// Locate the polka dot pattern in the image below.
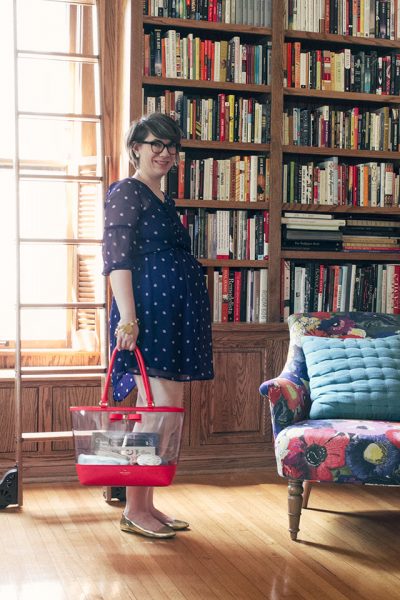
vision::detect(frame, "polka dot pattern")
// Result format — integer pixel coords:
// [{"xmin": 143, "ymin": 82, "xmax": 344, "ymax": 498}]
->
[{"xmin": 103, "ymin": 178, "xmax": 214, "ymax": 401}]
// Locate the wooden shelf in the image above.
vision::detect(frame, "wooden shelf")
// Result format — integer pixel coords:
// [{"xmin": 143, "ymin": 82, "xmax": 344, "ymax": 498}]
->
[
  {"xmin": 175, "ymin": 200, "xmax": 269, "ymax": 209},
  {"xmin": 284, "ymin": 87, "xmax": 400, "ymax": 105},
  {"xmin": 199, "ymin": 259, "xmax": 268, "ymax": 267},
  {"xmin": 182, "ymin": 139, "xmax": 270, "ymax": 151},
  {"xmin": 282, "ymin": 204, "xmax": 400, "ymax": 215},
  {"xmin": 143, "ymin": 76, "xmax": 270, "ymax": 94},
  {"xmin": 282, "ymin": 250, "xmax": 400, "ymax": 261},
  {"xmin": 282, "ymin": 145, "xmax": 400, "ymax": 159},
  {"xmin": 22, "ymin": 431, "xmax": 73, "ymax": 441},
  {"xmin": 143, "ymin": 16, "xmax": 272, "ymax": 36},
  {"xmin": 285, "ymin": 30, "xmax": 400, "ymax": 48}
]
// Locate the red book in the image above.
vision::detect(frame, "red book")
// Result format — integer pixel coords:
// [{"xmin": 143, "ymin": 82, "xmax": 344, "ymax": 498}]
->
[
  {"xmin": 233, "ymin": 270, "xmax": 242, "ymax": 322},
  {"xmin": 286, "ymin": 42, "xmax": 292, "ymax": 87},
  {"xmin": 325, "ymin": 0, "xmax": 330, "ymax": 33},
  {"xmin": 178, "ymin": 153, "xmax": 185, "ymax": 199},
  {"xmin": 219, "ymin": 93, "xmax": 226, "ymax": 141},
  {"xmin": 221, "ymin": 267, "xmax": 230, "ymax": 322},
  {"xmin": 200, "ymin": 40, "xmax": 205, "ymax": 80},
  {"xmin": 208, "ymin": 0, "xmax": 214, "ymax": 21}
]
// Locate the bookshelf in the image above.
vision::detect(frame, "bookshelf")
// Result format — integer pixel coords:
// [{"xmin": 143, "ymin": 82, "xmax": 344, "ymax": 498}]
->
[
  {"xmin": 281, "ymin": 0, "xmax": 400, "ymax": 317},
  {"xmin": 121, "ymin": 0, "xmax": 400, "ymax": 472}
]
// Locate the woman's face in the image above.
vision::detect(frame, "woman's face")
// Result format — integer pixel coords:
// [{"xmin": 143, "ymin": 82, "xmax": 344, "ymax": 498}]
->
[{"xmin": 134, "ymin": 134, "xmax": 178, "ymax": 180}]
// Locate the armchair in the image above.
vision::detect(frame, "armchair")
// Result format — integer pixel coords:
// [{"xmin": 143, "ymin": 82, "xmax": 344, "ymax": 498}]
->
[{"xmin": 260, "ymin": 312, "xmax": 400, "ymax": 541}]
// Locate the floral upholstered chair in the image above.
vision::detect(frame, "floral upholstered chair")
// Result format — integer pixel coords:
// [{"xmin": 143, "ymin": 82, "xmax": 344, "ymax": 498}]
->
[{"xmin": 259, "ymin": 312, "xmax": 400, "ymax": 541}]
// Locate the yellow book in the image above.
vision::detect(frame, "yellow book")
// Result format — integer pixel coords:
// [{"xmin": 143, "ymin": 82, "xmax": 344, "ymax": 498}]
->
[
  {"xmin": 220, "ymin": 40, "xmax": 228, "ymax": 83},
  {"xmin": 228, "ymin": 94, "xmax": 235, "ymax": 142}
]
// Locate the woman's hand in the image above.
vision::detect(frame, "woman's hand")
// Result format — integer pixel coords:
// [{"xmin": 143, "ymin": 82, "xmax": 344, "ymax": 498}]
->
[{"xmin": 115, "ymin": 320, "xmax": 139, "ymax": 351}]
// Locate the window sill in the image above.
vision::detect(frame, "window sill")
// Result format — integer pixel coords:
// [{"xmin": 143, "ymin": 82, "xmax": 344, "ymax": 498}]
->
[{"xmin": 0, "ymin": 349, "xmax": 101, "ymax": 369}]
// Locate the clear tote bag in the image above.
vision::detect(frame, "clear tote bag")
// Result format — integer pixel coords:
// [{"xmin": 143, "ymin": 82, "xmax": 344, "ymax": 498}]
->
[{"xmin": 70, "ymin": 346, "xmax": 185, "ymax": 486}]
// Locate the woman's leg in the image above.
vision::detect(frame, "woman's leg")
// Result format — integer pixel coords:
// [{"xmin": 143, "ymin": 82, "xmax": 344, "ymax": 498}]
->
[{"xmin": 124, "ymin": 376, "xmax": 185, "ymax": 530}]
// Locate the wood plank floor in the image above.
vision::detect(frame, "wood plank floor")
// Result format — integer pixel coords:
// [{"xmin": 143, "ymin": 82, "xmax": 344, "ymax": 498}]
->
[{"xmin": 2, "ymin": 471, "xmax": 400, "ymax": 600}]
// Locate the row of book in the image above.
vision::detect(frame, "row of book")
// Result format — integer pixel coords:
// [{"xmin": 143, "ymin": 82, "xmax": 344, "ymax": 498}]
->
[
  {"xmin": 283, "ymin": 105, "xmax": 399, "ymax": 152},
  {"xmin": 210, "ymin": 267, "xmax": 268, "ymax": 323},
  {"xmin": 282, "ymin": 261, "xmax": 400, "ymax": 320},
  {"xmin": 284, "ymin": 44, "xmax": 400, "ymax": 95},
  {"xmin": 143, "ymin": 92, "xmax": 271, "ymax": 143},
  {"xmin": 144, "ymin": 0, "xmax": 272, "ymax": 27},
  {"xmin": 164, "ymin": 153, "xmax": 270, "ymax": 202},
  {"xmin": 180, "ymin": 209, "xmax": 269, "ymax": 259},
  {"xmin": 285, "ymin": 0, "xmax": 400, "ymax": 39},
  {"xmin": 144, "ymin": 30, "xmax": 272, "ymax": 84},
  {"xmin": 282, "ymin": 158, "xmax": 400, "ymax": 206},
  {"xmin": 281, "ymin": 212, "xmax": 400, "ymax": 252}
]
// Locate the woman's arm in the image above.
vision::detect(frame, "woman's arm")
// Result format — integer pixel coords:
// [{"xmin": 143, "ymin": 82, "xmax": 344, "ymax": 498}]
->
[{"xmin": 110, "ymin": 269, "xmax": 139, "ymax": 351}]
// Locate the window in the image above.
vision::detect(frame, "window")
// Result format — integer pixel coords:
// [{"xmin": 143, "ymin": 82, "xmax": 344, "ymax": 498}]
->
[{"xmin": 0, "ymin": 0, "xmax": 105, "ymax": 365}]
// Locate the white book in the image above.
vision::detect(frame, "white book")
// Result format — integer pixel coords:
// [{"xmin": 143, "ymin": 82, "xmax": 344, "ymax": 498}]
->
[
  {"xmin": 216, "ymin": 211, "xmax": 230, "ymax": 258},
  {"xmin": 225, "ymin": 0, "xmax": 231, "ymax": 23},
  {"xmin": 250, "ymin": 155, "xmax": 258, "ymax": 202},
  {"xmin": 259, "ymin": 269, "xmax": 268, "ymax": 323},
  {"xmin": 340, "ymin": 265, "xmax": 348, "ymax": 311},
  {"xmin": 283, "ymin": 212, "xmax": 334, "ymax": 219},
  {"xmin": 224, "ymin": 159, "xmax": 231, "ymax": 201},
  {"xmin": 214, "ymin": 42, "xmax": 220, "ymax": 82},
  {"xmin": 348, "ymin": 264, "xmax": 356, "ymax": 311},
  {"xmin": 248, "ymin": 216, "xmax": 256, "ymax": 260},
  {"xmin": 386, "ymin": 264, "xmax": 395, "ymax": 313},
  {"xmin": 282, "ymin": 217, "xmax": 345, "ymax": 226},
  {"xmin": 214, "ymin": 271, "xmax": 222, "ymax": 323},
  {"xmin": 382, "ymin": 267, "xmax": 388, "ymax": 313},
  {"xmin": 246, "ymin": 270, "xmax": 253, "ymax": 322},
  {"xmin": 294, "ymin": 266, "xmax": 306, "ymax": 313},
  {"xmin": 282, "ymin": 260, "xmax": 291, "ymax": 322},
  {"xmin": 253, "ymin": 270, "xmax": 261, "ymax": 321},
  {"xmin": 376, "ymin": 264, "xmax": 383, "ymax": 312}
]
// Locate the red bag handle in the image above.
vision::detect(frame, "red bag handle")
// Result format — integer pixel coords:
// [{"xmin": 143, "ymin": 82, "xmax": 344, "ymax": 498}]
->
[{"xmin": 100, "ymin": 346, "xmax": 154, "ymax": 408}]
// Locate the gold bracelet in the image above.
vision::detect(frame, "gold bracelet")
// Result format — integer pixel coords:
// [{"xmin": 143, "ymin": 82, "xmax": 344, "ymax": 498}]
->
[{"xmin": 115, "ymin": 319, "xmax": 139, "ymax": 337}]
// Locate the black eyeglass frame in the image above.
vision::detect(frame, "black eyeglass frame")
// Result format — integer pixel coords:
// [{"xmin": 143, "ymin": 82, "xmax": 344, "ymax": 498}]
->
[{"xmin": 139, "ymin": 140, "xmax": 181, "ymax": 155}]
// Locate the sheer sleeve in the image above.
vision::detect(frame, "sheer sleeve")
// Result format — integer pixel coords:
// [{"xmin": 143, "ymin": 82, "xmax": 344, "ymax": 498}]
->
[{"xmin": 102, "ymin": 179, "xmax": 142, "ymax": 275}]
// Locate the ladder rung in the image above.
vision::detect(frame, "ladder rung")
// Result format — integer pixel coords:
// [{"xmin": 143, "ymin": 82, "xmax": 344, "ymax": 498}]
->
[
  {"xmin": 20, "ymin": 366, "xmax": 106, "ymax": 376},
  {"xmin": 18, "ymin": 50, "xmax": 98, "ymax": 63},
  {"xmin": 22, "ymin": 431, "xmax": 73, "ymax": 441},
  {"xmin": 20, "ymin": 238, "xmax": 102, "ymax": 245},
  {"xmin": 19, "ymin": 303, "xmax": 106, "ymax": 309},
  {"xmin": 19, "ymin": 174, "xmax": 103, "ymax": 183},
  {"xmin": 19, "ymin": 111, "xmax": 101, "ymax": 122}
]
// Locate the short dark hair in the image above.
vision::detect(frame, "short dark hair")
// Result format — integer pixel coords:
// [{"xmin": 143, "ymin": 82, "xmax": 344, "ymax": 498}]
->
[{"xmin": 125, "ymin": 113, "xmax": 182, "ymax": 167}]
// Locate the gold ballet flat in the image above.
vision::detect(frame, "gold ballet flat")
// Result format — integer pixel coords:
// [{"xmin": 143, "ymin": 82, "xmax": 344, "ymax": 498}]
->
[
  {"xmin": 120, "ymin": 515, "xmax": 176, "ymax": 539},
  {"xmin": 164, "ymin": 519, "xmax": 190, "ymax": 531}
]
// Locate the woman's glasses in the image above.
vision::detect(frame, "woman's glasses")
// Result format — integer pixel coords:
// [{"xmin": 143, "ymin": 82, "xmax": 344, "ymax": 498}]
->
[{"xmin": 141, "ymin": 140, "xmax": 180, "ymax": 155}]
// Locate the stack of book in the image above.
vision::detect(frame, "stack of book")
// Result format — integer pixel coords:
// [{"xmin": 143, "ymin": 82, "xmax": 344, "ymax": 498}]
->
[
  {"xmin": 281, "ymin": 212, "xmax": 344, "ymax": 251},
  {"xmin": 342, "ymin": 216, "xmax": 400, "ymax": 253},
  {"xmin": 212, "ymin": 267, "xmax": 268, "ymax": 323}
]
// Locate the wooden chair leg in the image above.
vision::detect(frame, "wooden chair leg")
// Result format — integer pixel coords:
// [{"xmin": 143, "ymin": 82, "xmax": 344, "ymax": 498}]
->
[
  {"xmin": 302, "ymin": 481, "xmax": 312, "ymax": 509},
  {"xmin": 288, "ymin": 479, "xmax": 304, "ymax": 541}
]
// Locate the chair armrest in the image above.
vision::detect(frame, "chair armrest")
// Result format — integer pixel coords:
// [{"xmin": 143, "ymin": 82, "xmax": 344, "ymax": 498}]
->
[{"xmin": 260, "ymin": 376, "xmax": 310, "ymax": 437}]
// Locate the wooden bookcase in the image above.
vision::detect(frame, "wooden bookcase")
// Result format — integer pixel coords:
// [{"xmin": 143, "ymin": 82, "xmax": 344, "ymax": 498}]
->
[{"xmin": 123, "ymin": 1, "xmax": 400, "ymax": 472}]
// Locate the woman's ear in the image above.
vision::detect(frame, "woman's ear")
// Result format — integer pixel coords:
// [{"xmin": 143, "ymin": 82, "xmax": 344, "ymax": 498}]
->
[{"xmin": 132, "ymin": 143, "xmax": 140, "ymax": 158}]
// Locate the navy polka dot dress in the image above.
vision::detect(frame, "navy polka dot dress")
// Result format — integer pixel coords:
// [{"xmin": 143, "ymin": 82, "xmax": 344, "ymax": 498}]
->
[{"xmin": 102, "ymin": 178, "xmax": 214, "ymax": 401}]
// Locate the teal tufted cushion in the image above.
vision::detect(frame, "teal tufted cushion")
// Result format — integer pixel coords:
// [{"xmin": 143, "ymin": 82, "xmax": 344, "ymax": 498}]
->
[{"xmin": 301, "ymin": 335, "xmax": 400, "ymax": 420}]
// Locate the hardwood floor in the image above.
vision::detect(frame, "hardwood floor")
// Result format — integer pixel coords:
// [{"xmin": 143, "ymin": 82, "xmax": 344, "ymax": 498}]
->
[{"xmin": 2, "ymin": 471, "xmax": 400, "ymax": 600}]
